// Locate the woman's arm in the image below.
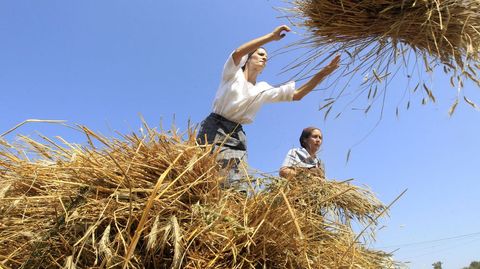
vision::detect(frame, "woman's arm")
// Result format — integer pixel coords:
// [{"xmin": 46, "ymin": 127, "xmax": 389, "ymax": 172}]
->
[
  {"xmin": 279, "ymin": 166, "xmax": 297, "ymax": 179},
  {"xmin": 280, "ymin": 166, "xmax": 325, "ymax": 179},
  {"xmin": 232, "ymin": 25, "xmax": 291, "ymax": 66},
  {"xmin": 292, "ymin": 55, "xmax": 341, "ymax": 101}
]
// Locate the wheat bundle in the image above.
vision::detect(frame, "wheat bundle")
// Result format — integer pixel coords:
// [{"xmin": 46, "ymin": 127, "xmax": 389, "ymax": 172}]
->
[
  {"xmin": 0, "ymin": 125, "xmax": 400, "ymax": 268},
  {"xmin": 284, "ymin": 0, "xmax": 480, "ymax": 114}
]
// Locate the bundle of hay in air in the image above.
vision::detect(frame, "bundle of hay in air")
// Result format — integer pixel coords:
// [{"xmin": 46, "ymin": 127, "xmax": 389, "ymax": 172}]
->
[
  {"xmin": 284, "ymin": 0, "xmax": 480, "ymax": 115},
  {"xmin": 0, "ymin": 124, "xmax": 401, "ymax": 268}
]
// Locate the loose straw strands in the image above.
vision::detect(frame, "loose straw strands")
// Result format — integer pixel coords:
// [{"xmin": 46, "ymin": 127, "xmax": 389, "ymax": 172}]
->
[
  {"xmin": 282, "ymin": 0, "xmax": 480, "ymax": 116},
  {"xmin": 0, "ymin": 119, "xmax": 67, "ymax": 138},
  {"xmin": 1, "ymin": 126, "xmax": 402, "ymax": 268}
]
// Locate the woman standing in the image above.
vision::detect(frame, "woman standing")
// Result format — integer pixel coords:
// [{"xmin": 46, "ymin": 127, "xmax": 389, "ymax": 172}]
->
[
  {"xmin": 279, "ymin": 127, "xmax": 325, "ymax": 179},
  {"xmin": 198, "ymin": 25, "xmax": 339, "ymax": 188}
]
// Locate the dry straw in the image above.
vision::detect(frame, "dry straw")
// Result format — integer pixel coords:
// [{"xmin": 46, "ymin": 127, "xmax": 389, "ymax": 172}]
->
[
  {"xmin": 1, "ymin": 124, "xmax": 402, "ymax": 268},
  {"xmin": 282, "ymin": 0, "xmax": 480, "ymax": 116}
]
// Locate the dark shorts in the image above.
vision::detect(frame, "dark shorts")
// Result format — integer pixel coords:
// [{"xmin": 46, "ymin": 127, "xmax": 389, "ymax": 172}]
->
[{"xmin": 197, "ymin": 113, "xmax": 248, "ymax": 188}]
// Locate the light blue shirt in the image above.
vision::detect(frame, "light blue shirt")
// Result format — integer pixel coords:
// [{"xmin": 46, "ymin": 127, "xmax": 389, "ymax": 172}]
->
[{"xmin": 281, "ymin": 147, "xmax": 324, "ymax": 170}]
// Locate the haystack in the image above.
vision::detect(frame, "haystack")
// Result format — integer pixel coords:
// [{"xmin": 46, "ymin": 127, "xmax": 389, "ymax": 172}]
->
[
  {"xmin": 0, "ymin": 125, "xmax": 400, "ymax": 268},
  {"xmin": 284, "ymin": 0, "xmax": 480, "ymax": 114}
]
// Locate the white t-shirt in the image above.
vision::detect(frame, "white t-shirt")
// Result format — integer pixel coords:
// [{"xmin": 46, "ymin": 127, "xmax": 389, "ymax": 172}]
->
[{"xmin": 212, "ymin": 52, "xmax": 296, "ymax": 124}]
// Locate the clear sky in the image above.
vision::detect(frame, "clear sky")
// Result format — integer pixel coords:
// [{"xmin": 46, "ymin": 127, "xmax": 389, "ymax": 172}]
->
[{"xmin": 1, "ymin": 1, "xmax": 479, "ymax": 268}]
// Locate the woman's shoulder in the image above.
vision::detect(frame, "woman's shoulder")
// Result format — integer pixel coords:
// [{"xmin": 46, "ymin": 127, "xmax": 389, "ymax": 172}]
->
[
  {"xmin": 226, "ymin": 51, "xmax": 248, "ymax": 69},
  {"xmin": 287, "ymin": 147, "xmax": 306, "ymax": 155}
]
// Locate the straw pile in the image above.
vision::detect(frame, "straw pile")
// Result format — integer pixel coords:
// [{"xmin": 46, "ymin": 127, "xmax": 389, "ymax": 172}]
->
[
  {"xmin": 284, "ymin": 0, "xmax": 480, "ymax": 115},
  {"xmin": 0, "ymin": 125, "xmax": 399, "ymax": 268}
]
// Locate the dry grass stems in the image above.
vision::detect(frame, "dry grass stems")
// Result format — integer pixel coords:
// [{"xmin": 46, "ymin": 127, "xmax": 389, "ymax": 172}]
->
[
  {"xmin": 282, "ymin": 0, "xmax": 480, "ymax": 116},
  {"xmin": 1, "ymin": 125, "xmax": 401, "ymax": 268}
]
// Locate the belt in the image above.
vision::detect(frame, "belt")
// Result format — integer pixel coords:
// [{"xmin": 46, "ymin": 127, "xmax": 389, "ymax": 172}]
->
[{"xmin": 209, "ymin": 113, "xmax": 241, "ymax": 126}]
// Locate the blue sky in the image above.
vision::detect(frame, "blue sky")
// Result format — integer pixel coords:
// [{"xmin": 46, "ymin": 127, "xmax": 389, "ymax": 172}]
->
[{"xmin": 1, "ymin": 1, "xmax": 479, "ymax": 268}]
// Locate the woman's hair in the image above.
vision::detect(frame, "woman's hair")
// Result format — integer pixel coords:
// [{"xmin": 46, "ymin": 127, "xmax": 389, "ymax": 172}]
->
[
  {"xmin": 241, "ymin": 47, "xmax": 266, "ymax": 71},
  {"xmin": 299, "ymin": 127, "xmax": 321, "ymax": 149}
]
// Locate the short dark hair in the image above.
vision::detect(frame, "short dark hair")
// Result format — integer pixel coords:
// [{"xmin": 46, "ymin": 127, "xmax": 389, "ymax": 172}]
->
[
  {"xmin": 241, "ymin": 47, "xmax": 266, "ymax": 71},
  {"xmin": 299, "ymin": 127, "xmax": 321, "ymax": 149}
]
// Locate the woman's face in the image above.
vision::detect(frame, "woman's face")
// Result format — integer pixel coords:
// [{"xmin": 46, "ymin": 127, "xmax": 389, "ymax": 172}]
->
[
  {"xmin": 305, "ymin": 129, "xmax": 323, "ymax": 154},
  {"xmin": 246, "ymin": 48, "xmax": 268, "ymax": 72}
]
